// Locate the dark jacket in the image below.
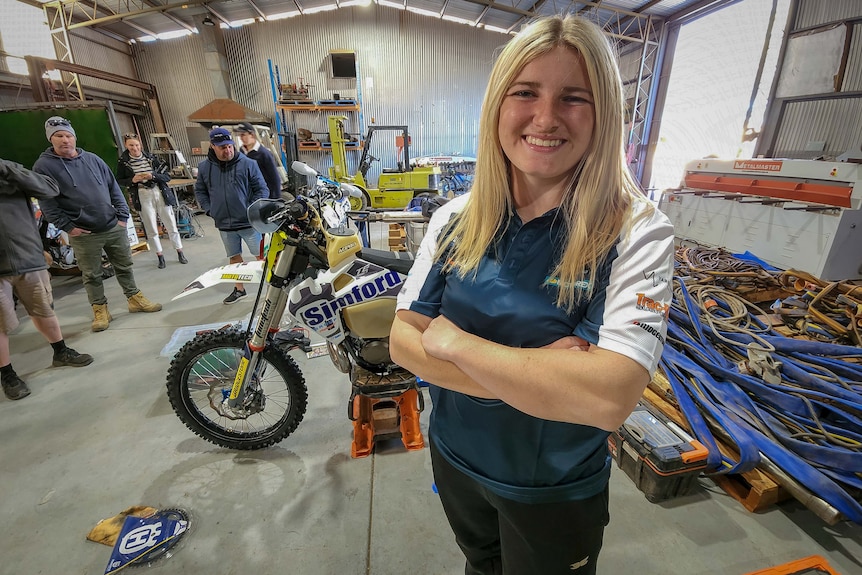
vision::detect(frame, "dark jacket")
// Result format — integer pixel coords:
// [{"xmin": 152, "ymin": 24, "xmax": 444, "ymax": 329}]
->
[
  {"xmin": 116, "ymin": 150, "xmax": 175, "ymax": 210},
  {"xmin": 32, "ymin": 147, "xmax": 129, "ymax": 233},
  {"xmin": 242, "ymin": 144, "xmax": 282, "ymax": 200},
  {"xmin": 0, "ymin": 158, "xmax": 59, "ymax": 276},
  {"xmin": 194, "ymin": 149, "xmax": 267, "ymax": 231}
]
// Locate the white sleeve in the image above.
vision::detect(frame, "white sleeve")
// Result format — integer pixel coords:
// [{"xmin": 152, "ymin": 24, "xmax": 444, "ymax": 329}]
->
[
  {"xmin": 583, "ymin": 202, "xmax": 675, "ymax": 374},
  {"xmin": 396, "ymin": 194, "xmax": 469, "ymax": 313}
]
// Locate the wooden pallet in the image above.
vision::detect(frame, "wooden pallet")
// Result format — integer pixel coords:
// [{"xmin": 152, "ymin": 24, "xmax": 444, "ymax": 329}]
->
[
  {"xmin": 710, "ymin": 468, "xmax": 789, "ymax": 513},
  {"xmin": 388, "ymin": 223, "xmax": 407, "ymax": 251},
  {"xmin": 642, "ymin": 381, "xmax": 789, "ymax": 513}
]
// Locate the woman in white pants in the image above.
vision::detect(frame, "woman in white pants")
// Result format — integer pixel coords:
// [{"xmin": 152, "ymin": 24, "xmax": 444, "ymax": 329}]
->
[{"xmin": 117, "ymin": 134, "xmax": 188, "ymax": 268}]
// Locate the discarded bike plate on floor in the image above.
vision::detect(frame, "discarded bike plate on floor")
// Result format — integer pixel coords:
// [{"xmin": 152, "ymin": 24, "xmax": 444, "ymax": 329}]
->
[{"xmin": 104, "ymin": 508, "xmax": 190, "ymax": 573}]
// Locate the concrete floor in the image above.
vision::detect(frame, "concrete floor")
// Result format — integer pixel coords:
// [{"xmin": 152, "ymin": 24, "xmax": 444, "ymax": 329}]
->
[{"xmin": 1, "ymin": 215, "xmax": 861, "ymax": 575}]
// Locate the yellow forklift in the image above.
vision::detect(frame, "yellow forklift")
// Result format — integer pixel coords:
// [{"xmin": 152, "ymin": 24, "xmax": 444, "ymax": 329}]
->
[{"xmin": 326, "ymin": 116, "xmax": 442, "ymax": 210}]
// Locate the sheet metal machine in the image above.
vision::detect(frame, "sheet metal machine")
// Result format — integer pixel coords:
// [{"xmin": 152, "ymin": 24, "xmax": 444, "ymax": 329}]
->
[{"xmin": 659, "ymin": 159, "xmax": 862, "ymax": 280}]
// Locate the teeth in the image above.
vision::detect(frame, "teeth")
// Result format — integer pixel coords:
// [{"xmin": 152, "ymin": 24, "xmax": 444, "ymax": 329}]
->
[{"xmin": 526, "ymin": 136, "xmax": 563, "ymax": 147}]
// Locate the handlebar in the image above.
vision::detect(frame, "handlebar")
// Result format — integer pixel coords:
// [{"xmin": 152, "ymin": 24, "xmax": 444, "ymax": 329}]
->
[{"xmin": 247, "ymin": 197, "xmax": 310, "ymax": 234}]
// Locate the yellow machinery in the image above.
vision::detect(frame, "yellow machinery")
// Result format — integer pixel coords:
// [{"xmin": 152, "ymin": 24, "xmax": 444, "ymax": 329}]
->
[{"xmin": 326, "ymin": 116, "xmax": 442, "ymax": 210}]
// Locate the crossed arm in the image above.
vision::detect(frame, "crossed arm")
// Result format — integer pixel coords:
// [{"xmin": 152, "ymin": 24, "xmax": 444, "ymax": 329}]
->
[{"xmin": 390, "ymin": 309, "xmax": 650, "ymax": 431}]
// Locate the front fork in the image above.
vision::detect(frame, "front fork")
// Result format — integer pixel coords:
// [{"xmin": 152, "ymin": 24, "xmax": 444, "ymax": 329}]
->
[{"xmin": 227, "ymin": 241, "xmax": 297, "ymax": 408}]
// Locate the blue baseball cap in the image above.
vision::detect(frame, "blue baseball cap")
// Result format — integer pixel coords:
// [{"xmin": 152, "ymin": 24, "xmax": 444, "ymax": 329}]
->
[{"xmin": 209, "ymin": 127, "xmax": 234, "ymax": 146}]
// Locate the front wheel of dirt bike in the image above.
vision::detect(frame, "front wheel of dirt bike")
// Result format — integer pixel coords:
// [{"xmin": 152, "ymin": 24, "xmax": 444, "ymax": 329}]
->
[{"xmin": 166, "ymin": 330, "xmax": 308, "ymax": 450}]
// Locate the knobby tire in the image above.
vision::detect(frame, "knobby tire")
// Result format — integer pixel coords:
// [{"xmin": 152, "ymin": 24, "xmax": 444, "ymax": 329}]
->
[{"xmin": 166, "ymin": 330, "xmax": 308, "ymax": 450}]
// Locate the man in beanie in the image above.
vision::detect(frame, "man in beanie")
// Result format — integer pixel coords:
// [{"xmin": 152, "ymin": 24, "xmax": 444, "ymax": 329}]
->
[
  {"xmin": 0, "ymin": 158, "xmax": 94, "ymax": 400},
  {"xmin": 194, "ymin": 127, "xmax": 267, "ymax": 304},
  {"xmin": 234, "ymin": 122, "xmax": 282, "ymax": 200},
  {"xmin": 33, "ymin": 116, "xmax": 162, "ymax": 332}
]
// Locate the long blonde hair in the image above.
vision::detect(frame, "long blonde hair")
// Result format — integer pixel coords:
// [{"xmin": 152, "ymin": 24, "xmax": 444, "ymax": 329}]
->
[{"xmin": 438, "ymin": 14, "xmax": 649, "ymax": 311}]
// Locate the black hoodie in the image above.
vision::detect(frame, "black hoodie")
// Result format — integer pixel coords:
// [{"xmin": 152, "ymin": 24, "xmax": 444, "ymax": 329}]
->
[{"xmin": 33, "ymin": 147, "xmax": 129, "ymax": 233}]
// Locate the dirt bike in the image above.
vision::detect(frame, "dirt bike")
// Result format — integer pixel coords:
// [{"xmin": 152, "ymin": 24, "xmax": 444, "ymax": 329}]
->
[
  {"xmin": 292, "ymin": 160, "xmax": 360, "ymax": 232},
  {"xmin": 165, "ymin": 162, "xmax": 424, "ymax": 453}
]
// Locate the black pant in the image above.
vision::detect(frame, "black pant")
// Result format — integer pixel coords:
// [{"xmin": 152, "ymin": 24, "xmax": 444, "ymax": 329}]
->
[{"xmin": 431, "ymin": 441, "xmax": 609, "ymax": 575}]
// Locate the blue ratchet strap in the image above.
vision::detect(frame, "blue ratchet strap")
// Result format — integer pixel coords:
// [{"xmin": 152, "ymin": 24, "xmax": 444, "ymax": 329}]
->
[
  {"xmin": 675, "ymin": 279, "xmax": 730, "ymax": 367},
  {"xmin": 660, "ymin": 359, "xmax": 725, "ymax": 471},
  {"xmin": 661, "ymin": 285, "xmax": 862, "ymax": 523},
  {"xmin": 786, "ymin": 353, "xmax": 862, "ymax": 382},
  {"xmin": 778, "ymin": 358, "xmax": 862, "ymax": 406},
  {"xmin": 663, "ymin": 341, "xmax": 862, "ymax": 523},
  {"xmin": 750, "ymin": 403, "xmax": 862, "ymax": 472},
  {"xmin": 758, "ymin": 336, "xmax": 862, "ymax": 357},
  {"xmin": 706, "ymin": 330, "xmax": 862, "ymax": 410},
  {"xmin": 661, "ymin": 345, "xmax": 760, "ymax": 473}
]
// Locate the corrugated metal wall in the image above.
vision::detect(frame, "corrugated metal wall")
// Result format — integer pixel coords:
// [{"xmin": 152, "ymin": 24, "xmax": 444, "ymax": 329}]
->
[
  {"xmin": 774, "ymin": 98, "xmax": 862, "ymax": 157},
  {"xmin": 765, "ymin": 0, "xmax": 862, "ymax": 159},
  {"xmin": 843, "ymin": 22, "xmax": 862, "ymax": 92},
  {"xmin": 133, "ymin": 6, "xmax": 510, "ymax": 170},
  {"xmin": 794, "ymin": 0, "xmax": 862, "ymax": 29},
  {"xmin": 68, "ymin": 27, "xmax": 139, "ymax": 100}
]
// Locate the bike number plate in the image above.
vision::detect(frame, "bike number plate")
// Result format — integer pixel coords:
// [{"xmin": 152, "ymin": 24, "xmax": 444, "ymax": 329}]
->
[{"xmin": 322, "ymin": 205, "xmax": 341, "ymax": 228}]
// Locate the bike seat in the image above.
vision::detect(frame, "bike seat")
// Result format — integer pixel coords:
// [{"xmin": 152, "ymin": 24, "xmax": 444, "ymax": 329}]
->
[{"xmin": 361, "ymin": 248, "xmax": 415, "ymax": 275}]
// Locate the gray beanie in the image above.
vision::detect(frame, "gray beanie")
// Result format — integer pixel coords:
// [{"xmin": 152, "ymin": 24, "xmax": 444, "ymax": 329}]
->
[{"xmin": 45, "ymin": 116, "xmax": 75, "ymax": 140}]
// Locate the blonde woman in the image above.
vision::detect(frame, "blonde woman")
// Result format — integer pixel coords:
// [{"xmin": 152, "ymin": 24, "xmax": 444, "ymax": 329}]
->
[
  {"xmin": 391, "ymin": 15, "xmax": 675, "ymax": 574},
  {"xmin": 117, "ymin": 134, "xmax": 188, "ymax": 268}
]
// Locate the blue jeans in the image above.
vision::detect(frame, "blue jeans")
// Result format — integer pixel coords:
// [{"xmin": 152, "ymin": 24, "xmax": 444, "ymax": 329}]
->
[
  {"xmin": 69, "ymin": 224, "xmax": 139, "ymax": 305},
  {"xmin": 219, "ymin": 227, "xmax": 261, "ymax": 258}
]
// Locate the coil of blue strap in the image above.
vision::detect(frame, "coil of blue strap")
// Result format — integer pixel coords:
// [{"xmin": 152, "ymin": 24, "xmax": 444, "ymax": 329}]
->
[{"xmin": 659, "ymin": 277, "xmax": 862, "ymax": 524}]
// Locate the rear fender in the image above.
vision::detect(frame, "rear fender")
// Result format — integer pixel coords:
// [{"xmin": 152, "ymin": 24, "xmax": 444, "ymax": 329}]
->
[{"xmin": 173, "ymin": 260, "xmax": 265, "ymax": 301}]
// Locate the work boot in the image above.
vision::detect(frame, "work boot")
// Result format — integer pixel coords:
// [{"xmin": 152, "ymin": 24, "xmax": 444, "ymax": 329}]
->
[
  {"xmin": 128, "ymin": 292, "xmax": 162, "ymax": 313},
  {"xmin": 52, "ymin": 347, "xmax": 94, "ymax": 367},
  {"xmin": 2, "ymin": 372, "xmax": 30, "ymax": 400},
  {"xmin": 177, "ymin": 250, "xmax": 188, "ymax": 264},
  {"xmin": 92, "ymin": 303, "xmax": 112, "ymax": 332},
  {"xmin": 157, "ymin": 254, "xmax": 166, "ymax": 269}
]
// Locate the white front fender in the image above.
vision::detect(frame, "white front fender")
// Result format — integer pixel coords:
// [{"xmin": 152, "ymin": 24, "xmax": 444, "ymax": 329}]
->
[{"xmin": 172, "ymin": 260, "xmax": 266, "ymax": 301}]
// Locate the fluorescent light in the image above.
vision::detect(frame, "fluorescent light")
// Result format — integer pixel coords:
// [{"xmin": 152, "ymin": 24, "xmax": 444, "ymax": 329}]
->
[
  {"xmin": 304, "ymin": 4, "xmax": 338, "ymax": 14},
  {"xmin": 340, "ymin": 0, "xmax": 372, "ymax": 6},
  {"xmin": 267, "ymin": 11, "xmax": 301, "ymax": 20},
  {"xmin": 481, "ymin": 25, "xmax": 511, "ymax": 34},
  {"xmin": 407, "ymin": 6, "xmax": 440, "ymax": 18},
  {"xmin": 138, "ymin": 35, "xmax": 157, "ymax": 42},
  {"xmin": 157, "ymin": 29, "xmax": 192, "ymax": 40},
  {"xmin": 377, "ymin": 0, "xmax": 405, "ymax": 10},
  {"xmin": 228, "ymin": 18, "xmax": 256, "ymax": 26},
  {"xmin": 442, "ymin": 15, "xmax": 476, "ymax": 26}
]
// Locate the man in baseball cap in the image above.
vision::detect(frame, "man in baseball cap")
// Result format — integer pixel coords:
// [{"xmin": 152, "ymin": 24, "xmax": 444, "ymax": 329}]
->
[
  {"xmin": 194, "ymin": 126, "xmax": 267, "ymax": 304},
  {"xmin": 233, "ymin": 122, "xmax": 282, "ymax": 200},
  {"xmin": 209, "ymin": 127, "xmax": 234, "ymax": 147}
]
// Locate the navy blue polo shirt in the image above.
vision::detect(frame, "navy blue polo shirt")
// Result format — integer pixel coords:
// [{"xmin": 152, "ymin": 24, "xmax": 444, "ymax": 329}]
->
[{"xmin": 397, "ymin": 193, "xmax": 675, "ymax": 503}]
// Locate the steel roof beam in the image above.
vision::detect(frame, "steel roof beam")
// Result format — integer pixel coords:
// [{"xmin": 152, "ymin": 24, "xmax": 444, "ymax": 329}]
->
[
  {"xmin": 45, "ymin": 0, "xmax": 213, "ymax": 30},
  {"xmin": 243, "ymin": 0, "xmax": 268, "ymax": 20}
]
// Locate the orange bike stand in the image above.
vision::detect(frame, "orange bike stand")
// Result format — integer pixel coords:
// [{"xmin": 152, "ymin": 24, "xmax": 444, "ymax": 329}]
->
[
  {"xmin": 351, "ymin": 388, "xmax": 425, "ymax": 458},
  {"xmin": 742, "ymin": 555, "xmax": 841, "ymax": 575}
]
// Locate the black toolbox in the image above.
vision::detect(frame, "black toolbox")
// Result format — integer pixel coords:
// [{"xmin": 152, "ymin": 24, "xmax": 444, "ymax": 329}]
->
[{"xmin": 607, "ymin": 401, "xmax": 709, "ymax": 502}]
